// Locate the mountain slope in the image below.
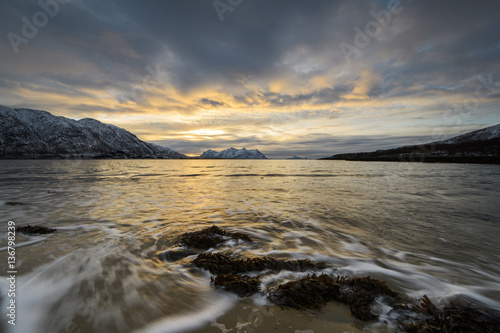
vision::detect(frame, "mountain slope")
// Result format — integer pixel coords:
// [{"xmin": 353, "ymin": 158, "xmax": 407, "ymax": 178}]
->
[
  {"xmin": 436, "ymin": 124, "xmax": 500, "ymax": 144},
  {"xmin": 0, "ymin": 106, "xmax": 185, "ymax": 159},
  {"xmin": 200, "ymin": 147, "xmax": 267, "ymax": 159},
  {"xmin": 321, "ymin": 124, "xmax": 500, "ymax": 164}
]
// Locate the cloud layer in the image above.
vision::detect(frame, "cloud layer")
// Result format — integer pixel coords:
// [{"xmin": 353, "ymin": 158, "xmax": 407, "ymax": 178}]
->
[{"xmin": 1, "ymin": 0, "xmax": 499, "ymax": 157}]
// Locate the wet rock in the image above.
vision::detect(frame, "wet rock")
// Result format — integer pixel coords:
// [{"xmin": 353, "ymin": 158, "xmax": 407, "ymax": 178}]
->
[
  {"xmin": 159, "ymin": 248, "xmax": 198, "ymax": 262},
  {"xmin": 267, "ymin": 274, "xmax": 399, "ymax": 321},
  {"xmin": 338, "ymin": 275, "xmax": 398, "ymax": 321},
  {"xmin": 6, "ymin": 202, "xmax": 27, "ymax": 206},
  {"xmin": 401, "ymin": 295, "xmax": 500, "ymax": 333},
  {"xmin": 179, "ymin": 225, "xmax": 252, "ymax": 250},
  {"xmin": 267, "ymin": 274, "xmax": 341, "ymax": 311},
  {"xmin": 16, "ymin": 225, "xmax": 57, "ymax": 235},
  {"xmin": 193, "ymin": 252, "xmax": 326, "ymax": 275},
  {"xmin": 211, "ymin": 274, "xmax": 261, "ymax": 297}
]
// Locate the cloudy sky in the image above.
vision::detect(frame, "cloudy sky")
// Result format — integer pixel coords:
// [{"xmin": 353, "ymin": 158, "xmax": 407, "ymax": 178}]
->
[{"xmin": 1, "ymin": 0, "xmax": 499, "ymax": 158}]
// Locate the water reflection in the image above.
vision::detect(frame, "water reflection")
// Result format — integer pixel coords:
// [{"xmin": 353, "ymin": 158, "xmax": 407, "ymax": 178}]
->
[{"xmin": 1, "ymin": 160, "xmax": 499, "ymax": 332}]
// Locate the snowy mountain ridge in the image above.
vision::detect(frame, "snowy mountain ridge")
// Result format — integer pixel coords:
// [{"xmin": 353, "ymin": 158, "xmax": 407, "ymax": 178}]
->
[
  {"xmin": 199, "ymin": 147, "xmax": 267, "ymax": 159},
  {"xmin": 436, "ymin": 124, "xmax": 500, "ymax": 144},
  {"xmin": 322, "ymin": 123, "xmax": 500, "ymax": 164},
  {"xmin": 0, "ymin": 105, "xmax": 185, "ymax": 159}
]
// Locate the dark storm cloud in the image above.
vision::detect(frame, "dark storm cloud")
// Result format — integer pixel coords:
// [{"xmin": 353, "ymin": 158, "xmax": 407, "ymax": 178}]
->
[
  {"xmin": 2, "ymin": 0, "xmax": 499, "ymax": 98},
  {"xmin": 1, "ymin": 0, "xmax": 499, "ymax": 156}
]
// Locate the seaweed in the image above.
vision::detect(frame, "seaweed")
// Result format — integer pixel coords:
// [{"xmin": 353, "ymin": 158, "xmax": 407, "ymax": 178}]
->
[
  {"xmin": 16, "ymin": 224, "xmax": 57, "ymax": 235},
  {"xmin": 179, "ymin": 225, "xmax": 252, "ymax": 249},
  {"xmin": 339, "ymin": 276, "xmax": 399, "ymax": 321},
  {"xmin": 266, "ymin": 274, "xmax": 400, "ymax": 321},
  {"xmin": 402, "ymin": 296, "xmax": 500, "ymax": 333},
  {"xmin": 267, "ymin": 274, "xmax": 341, "ymax": 311},
  {"xmin": 176, "ymin": 225, "xmax": 500, "ymax": 330},
  {"xmin": 193, "ymin": 252, "xmax": 326, "ymax": 275},
  {"xmin": 211, "ymin": 274, "xmax": 261, "ymax": 297}
]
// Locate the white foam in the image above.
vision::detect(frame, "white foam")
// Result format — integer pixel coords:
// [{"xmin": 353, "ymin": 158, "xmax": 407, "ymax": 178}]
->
[
  {"xmin": 339, "ymin": 233, "xmax": 371, "ymax": 254},
  {"xmin": 136, "ymin": 292, "xmax": 236, "ymax": 333}
]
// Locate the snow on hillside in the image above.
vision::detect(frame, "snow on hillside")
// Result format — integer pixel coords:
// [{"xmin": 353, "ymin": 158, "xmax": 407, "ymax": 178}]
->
[
  {"xmin": 200, "ymin": 147, "xmax": 267, "ymax": 159},
  {"xmin": 438, "ymin": 124, "xmax": 500, "ymax": 144},
  {"xmin": 0, "ymin": 105, "xmax": 185, "ymax": 159}
]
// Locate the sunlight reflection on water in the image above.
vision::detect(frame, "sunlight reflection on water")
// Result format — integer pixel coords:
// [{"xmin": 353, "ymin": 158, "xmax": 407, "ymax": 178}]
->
[{"xmin": 1, "ymin": 160, "xmax": 499, "ymax": 332}]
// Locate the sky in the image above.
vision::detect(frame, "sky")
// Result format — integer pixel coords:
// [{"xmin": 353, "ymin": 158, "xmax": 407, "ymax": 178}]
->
[{"xmin": 1, "ymin": 0, "xmax": 500, "ymax": 158}]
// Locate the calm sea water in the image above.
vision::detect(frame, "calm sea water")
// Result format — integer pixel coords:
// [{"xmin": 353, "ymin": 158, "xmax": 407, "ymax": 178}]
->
[{"xmin": 1, "ymin": 160, "xmax": 500, "ymax": 333}]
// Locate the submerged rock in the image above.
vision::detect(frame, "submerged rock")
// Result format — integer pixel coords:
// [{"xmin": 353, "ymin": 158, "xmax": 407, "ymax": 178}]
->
[
  {"xmin": 193, "ymin": 252, "xmax": 326, "ymax": 275},
  {"xmin": 179, "ymin": 225, "xmax": 252, "ymax": 250},
  {"xmin": 16, "ymin": 225, "xmax": 57, "ymax": 235},
  {"xmin": 211, "ymin": 274, "xmax": 261, "ymax": 297},
  {"xmin": 159, "ymin": 248, "xmax": 198, "ymax": 262}
]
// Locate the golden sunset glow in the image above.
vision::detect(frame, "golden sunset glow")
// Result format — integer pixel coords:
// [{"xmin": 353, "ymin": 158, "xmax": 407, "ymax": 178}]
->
[{"xmin": 1, "ymin": 1, "xmax": 499, "ymax": 158}]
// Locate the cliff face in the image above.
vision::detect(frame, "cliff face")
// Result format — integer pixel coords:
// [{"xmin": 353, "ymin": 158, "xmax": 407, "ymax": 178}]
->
[
  {"xmin": 321, "ymin": 124, "xmax": 500, "ymax": 164},
  {"xmin": 200, "ymin": 147, "xmax": 267, "ymax": 159},
  {"xmin": 0, "ymin": 106, "xmax": 185, "ymax": 159}
]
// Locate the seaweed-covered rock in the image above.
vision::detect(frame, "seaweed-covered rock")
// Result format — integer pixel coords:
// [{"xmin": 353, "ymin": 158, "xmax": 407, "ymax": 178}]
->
[
  {"xmin": 16, "ymin": 225, "xmax": 56, "ymax": 235},
  {"xmin": 267, "ymin": 274, "xmax": 341, "ymax": 310},
  {"xmin": 179, "ymin": 225, "xmax": 252, "ymax": 249},
  {"xmin": 193, "ymin": 252, "xmax": 326, "ymax": 275},
  {"xmin": 266, "ymin": 274, "xmax": 399, "ymax": 321},
  {"xmin": 211, "ymin": 274, "xmax": 261, "ymax": 297},
  {"xmin": 338, "ymin": 276, "xmax": 398, "ymax": 321},
  {"xmin": 402, "ymin": 295, "xmax": 500, "ymax": 333}
]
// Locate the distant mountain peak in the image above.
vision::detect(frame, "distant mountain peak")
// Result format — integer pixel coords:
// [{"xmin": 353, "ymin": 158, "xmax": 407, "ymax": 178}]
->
[
  {"xmin": 199, "ymin": 147, "xmax": 267, "ymax": 159},
  {"xmin": 0, "ymin": 105, "xmax": 185, "ymax": 159}
]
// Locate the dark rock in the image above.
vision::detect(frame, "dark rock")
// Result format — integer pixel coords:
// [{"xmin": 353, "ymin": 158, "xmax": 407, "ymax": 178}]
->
[
  {"xmin": 193, "ymin": 252, "xmax": 326, "ymax": 275},
  {"xmin": 401, "ymin": 295, "xmax": 500, "ymax": 333},
  {"xmin": 339, "ymin": 275, "xmax": 398, "ymax": 321},
  {"xmin": 16, "ymin": 225, "xmax": 57, "ymax": 235},
  {"xmin": 5, "ymin": 202, "xmax": 26, "ymax": 205},
  {"xmin": 211, "ymin": 274, "xmax": 261, "ymax": 297},
  {"xmin": 267, "ymin": 274, "xmax": 399, "ymax": 321},
  {"xmin": 267, "ymin": 274, "xmax": 341, "ymax": 311},
  {"xmin": 179, "ymin": 225, "xmax": 252, "ymax": 250}
]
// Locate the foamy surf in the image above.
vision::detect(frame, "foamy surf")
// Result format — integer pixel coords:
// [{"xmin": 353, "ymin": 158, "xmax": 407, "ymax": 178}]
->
[{"xmin": 1, "ymin": 159, "xmax": 500, "ymax": 332}]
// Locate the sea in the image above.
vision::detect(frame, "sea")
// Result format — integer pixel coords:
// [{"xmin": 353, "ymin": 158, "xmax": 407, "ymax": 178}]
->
[{"xmin": 1, "ymin": 159, "xmax": 499, "ymax": 333}]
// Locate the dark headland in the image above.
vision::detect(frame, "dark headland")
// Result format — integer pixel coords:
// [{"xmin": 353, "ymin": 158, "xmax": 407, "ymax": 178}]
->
[{"xmin": 320, "ymin": 124, "xmax": 500, "ymax": 164}]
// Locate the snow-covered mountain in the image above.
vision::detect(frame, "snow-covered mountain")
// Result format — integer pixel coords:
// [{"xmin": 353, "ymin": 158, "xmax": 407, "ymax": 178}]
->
[
  {"xmin": 199, "ymin": 147, "xmax": 267, "ymax": 159},
  {"xmin": 437, "ymin": 124, "xmax": 500, "ymax": 144},
  {"xmin": 0, "ymin": 105, "xmax": 185, "ymax": 159}
]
